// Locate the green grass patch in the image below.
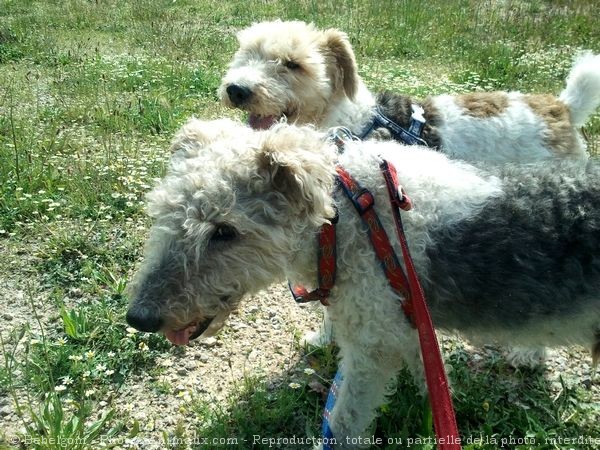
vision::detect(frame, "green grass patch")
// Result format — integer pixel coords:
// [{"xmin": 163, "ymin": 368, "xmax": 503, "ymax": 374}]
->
[{"xmin": 191, "ymin": 375, "xmax": 323, "ymax": 449}]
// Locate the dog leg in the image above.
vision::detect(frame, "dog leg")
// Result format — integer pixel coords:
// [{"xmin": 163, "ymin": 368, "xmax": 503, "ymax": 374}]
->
[
  {"xmin": 326, "ymin": 349, "xmax": 403, "ymax": 449},
  {"xmin": 302, "ymin": 309, "xmax": 334, "ymax": 347}
]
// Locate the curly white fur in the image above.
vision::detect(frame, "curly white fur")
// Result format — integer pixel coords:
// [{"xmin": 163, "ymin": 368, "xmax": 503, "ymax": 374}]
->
[{"xmin": 128, "ymin": 119, "xmax": 600, "ymax": 449}]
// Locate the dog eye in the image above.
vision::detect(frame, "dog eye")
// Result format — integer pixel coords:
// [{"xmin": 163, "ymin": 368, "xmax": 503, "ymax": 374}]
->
[
  {"xmin": 210, "ymin": 224, "xmax": 238, "ymax": 242},
  {"xmin": 283, "ymin": 60, "xmax": 300, "ymax": 70}
]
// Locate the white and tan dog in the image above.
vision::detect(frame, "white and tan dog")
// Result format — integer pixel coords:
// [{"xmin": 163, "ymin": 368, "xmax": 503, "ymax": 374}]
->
[
  {"xmin": 219, "ymin": 20, "xmax": 600, "ymax": 164},
  {"xmin": 127, "ymin": 119, "xmax": 600, "ymax": 449}
]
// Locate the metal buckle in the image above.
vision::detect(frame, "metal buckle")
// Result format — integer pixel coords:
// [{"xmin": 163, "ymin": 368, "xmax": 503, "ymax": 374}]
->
[{"xmin": 349, "ymin": 189, "xmax": 375, "ymax": 215}]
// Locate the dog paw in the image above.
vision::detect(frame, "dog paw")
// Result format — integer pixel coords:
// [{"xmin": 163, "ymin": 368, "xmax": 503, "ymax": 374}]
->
[{"xmin": 301, "ymin": 329, "xmax": 332, "ymax": 347}]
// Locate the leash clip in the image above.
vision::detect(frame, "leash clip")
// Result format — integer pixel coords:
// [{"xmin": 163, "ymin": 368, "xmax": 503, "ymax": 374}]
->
[{"xmin": 327, "ymin": 126, "xmax": 359, "ymax": 153}]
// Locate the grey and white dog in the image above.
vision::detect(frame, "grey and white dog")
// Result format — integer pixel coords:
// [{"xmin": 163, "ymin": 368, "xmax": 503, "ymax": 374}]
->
[{"xmin": 126, "ymin": 119, "xmax": 600, "ymax": 449}]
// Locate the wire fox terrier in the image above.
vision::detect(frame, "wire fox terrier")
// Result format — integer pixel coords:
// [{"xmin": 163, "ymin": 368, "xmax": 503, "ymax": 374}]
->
[
  {"xmin": 126, "ymin": 119, "xmax": 600, "ymax": 448},
  {"xmin": 219, "ymin": 20, "xmax": 600, "ymax": 366},
  {"xmin": 219, "ymin": 20, "xmax": 600, "ymax": 163}
]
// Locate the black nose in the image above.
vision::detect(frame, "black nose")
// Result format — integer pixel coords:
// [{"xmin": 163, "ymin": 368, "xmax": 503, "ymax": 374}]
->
[
  {"xmin": 226, "ymin": 84, "xmax": 252, "ymax": 106},
  {"xmin": 126, "ymin": 305, "xmax": 163, "ymax": 332}
]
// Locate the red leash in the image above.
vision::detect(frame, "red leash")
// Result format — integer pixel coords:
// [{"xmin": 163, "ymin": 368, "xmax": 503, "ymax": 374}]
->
[{"xmin": 380, "ymin": 160, "xmax": 461, "ymax": 450}]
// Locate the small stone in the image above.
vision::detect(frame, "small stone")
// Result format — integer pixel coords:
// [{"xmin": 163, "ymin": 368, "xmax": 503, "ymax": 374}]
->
[
  {"xmin": 199, "ymin": 354, "xmax": 210, "ymax": 363},
  {"xmin": 185, "ymin": 360, "xmax": 197, "ymax": 370},
  {"xmin": 98, "ymin": 400, "xmax": 108, "ymax": 407},
  {"xmin": 68, "ymin": 287, "xmax": 83, "ymax": 298},
  {"xmin": 202, "ymin": 337, "xmax": 218, "ymax": 347},
  {"xmin": 2, "ymin": 313, "xmax": 13, "ymax": 321},
  {"xmin": 0, "ymin": 406, "xmax": 11, "ymax": 417},
  {"xmin": 176, "ymin": 368, "xmax": 188, "ymax": 376},
  {"xmin": 231, "ymin": 323, "xmax": 247, "ymax": 331}
]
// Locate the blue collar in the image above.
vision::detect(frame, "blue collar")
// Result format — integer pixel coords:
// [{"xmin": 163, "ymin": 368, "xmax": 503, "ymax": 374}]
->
[{"xmin": 360, "ymin": 105, "xmax": 427, "ymax": 146}]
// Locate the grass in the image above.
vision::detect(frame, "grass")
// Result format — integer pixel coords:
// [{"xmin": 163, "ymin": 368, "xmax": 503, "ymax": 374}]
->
[
  {"xmin": 0, "ymin": 0, "xmax": 599, "ymax": 449},
  {"xmin": 192, "ymin": 343, "xmax": 599, "ymax": 450}
]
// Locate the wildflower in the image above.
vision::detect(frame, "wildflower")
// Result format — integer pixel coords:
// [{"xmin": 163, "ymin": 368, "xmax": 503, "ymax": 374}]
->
[
  {"xmin": 85, "ymin": 350, "xmax": 95, "ymax": 359},
  {"xmin": 85, "ymin": 388, "xmax": 95, "ymax": 397},
  {"xmin": 56, "ymin": 337, "xmax": 67, "ymax": 346},
  {"xmin": 138, "ymin": 342, "xmax": 149, "ymax": 351},
  {"xmin": 288, "ymin": 382, "xmax": 301, "ymax": 389},
  {"xmin": 62, "ymin": 376, "xmax": 73, "ymax": 385},
  {"xmin": 96, "ymin": 363, "xmax": 107, "ymax": 372},
  {"xmin": 126, "ymin": 327, "xmax": 138, "ymax": 335},
  {"xmin": 107, "ymin": 351, "xmax": 116, "ymax": 358},
  {"xmin": 54, "ymin": 385, "xmax": 67, "ymax": 392},
  {"xmin": 68, "ymin": 354, "xmax": 83, "ymax": 361},
  {"xmin": 303, "ymin": 368, "xmax": 316, "ymax": 376},
  {"xmin": 177, "ymin": 391, "xmax": 191, "ymax": 402},
  {"xmin": 105, "ymin": 369, "xmax": 115, "ymax": 376}
]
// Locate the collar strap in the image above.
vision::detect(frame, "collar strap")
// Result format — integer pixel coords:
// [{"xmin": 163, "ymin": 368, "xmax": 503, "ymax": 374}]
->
[
  {"xmin": 289, "ymin": 209, "xmax": 338, "ymax": 306},
  {"xmin": 336, "ymin": 165, "xmax": 414, "ymax": 320},
  {"xmin": 361, "ymin": 105, "xmax": 427, "ymax": 146}
]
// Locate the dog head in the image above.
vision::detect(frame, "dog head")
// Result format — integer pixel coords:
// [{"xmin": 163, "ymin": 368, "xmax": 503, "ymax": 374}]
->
[
  {"xmin": 219, "ymin": 20, "xmax": 359, "ymax": 130},
  {"xmin": 126, "ymin": 120, "xmax": 337, "ymax": 345}
]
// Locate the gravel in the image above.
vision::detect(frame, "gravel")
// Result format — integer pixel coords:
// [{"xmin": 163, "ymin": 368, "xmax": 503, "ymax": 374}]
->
[{"xmin": 0, "ymin": 237, "xmax": 598, "ymax": 449}]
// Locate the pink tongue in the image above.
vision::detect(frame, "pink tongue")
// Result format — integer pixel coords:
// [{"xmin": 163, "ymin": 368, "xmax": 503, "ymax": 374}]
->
[
  {"xmin": 248, "ymin": 114, "xmax": 277, "ymax": 130},
  {"xmin": 164, "ymin": 325, "xmax": 196, "ymax": 346}
]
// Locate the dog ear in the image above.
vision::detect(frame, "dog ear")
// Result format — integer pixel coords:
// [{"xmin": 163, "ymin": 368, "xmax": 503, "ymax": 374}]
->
[
  {"xmin": 256, "ymin": 126, "xmax": 336, "ymax": 224},
  {"xmin": 321, "ymin": 29, "xmax": 359, "ymax": 100},
  {"xmin": 169, "ymin": 118, "xmax": 242, "ymax": 159}
]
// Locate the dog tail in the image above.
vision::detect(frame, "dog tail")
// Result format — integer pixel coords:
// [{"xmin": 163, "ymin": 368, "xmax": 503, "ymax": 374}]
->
[{"xmin": 559, "ymin": 51, "xmax": 600, "ymax": 127}]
